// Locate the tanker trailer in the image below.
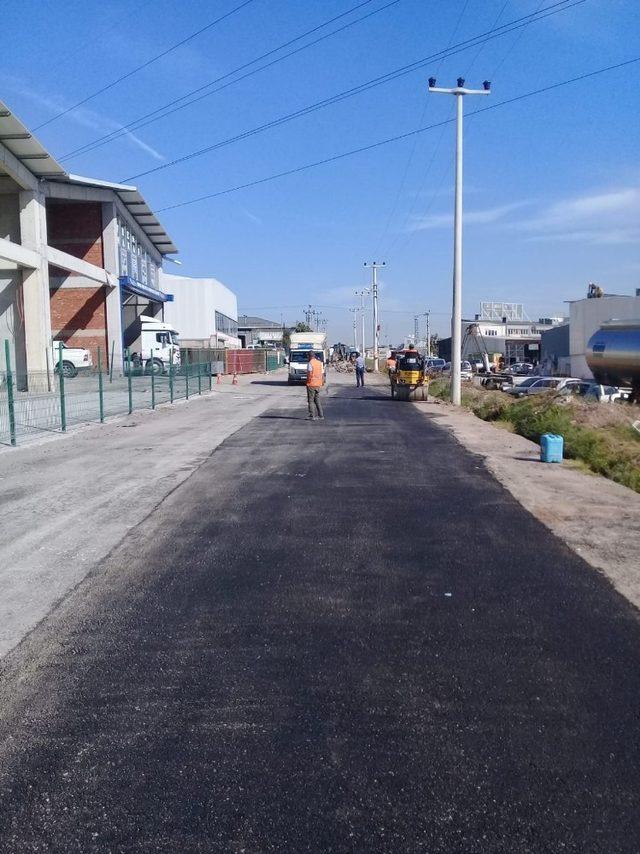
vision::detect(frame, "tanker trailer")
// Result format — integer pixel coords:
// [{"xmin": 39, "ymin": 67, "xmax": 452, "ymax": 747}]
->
[{"xmin": 586, "ymin": 319, "xmax": 640, "ymax": 401}]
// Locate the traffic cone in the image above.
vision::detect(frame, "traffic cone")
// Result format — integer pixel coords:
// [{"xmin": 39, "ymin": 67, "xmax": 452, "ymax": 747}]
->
[
  {"xmin": 216, "ymin": 372, "xmax": 223, "ymax": 384},
  {"xmin": 232, "ymin": 373, "xmax": 238, "ymax": 385}
]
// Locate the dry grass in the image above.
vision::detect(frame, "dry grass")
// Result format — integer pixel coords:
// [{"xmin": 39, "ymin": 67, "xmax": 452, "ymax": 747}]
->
[{"xmin": 430, "ymin": 378, "xmax": 640, "ymax": 493}]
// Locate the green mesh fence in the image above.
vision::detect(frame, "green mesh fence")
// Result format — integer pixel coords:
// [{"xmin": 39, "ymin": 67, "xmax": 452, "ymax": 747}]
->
[{"xmin": 0, "ymin": 343, "xmax": 216, "ymax": 447}]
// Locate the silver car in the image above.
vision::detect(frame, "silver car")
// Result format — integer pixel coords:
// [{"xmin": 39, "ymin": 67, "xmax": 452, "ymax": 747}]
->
[{"xmin": 503, "ymin": 377, "xmax": 580, "ymax": 398}]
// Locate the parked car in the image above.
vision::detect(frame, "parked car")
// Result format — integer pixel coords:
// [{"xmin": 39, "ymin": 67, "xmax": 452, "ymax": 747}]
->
[
  {"xmin": 505, "ymin": 362, "xmax": 535, "ymax": 376},
  {"xmin": 442, "ymin": 360, "xmax": 473, "ymax": 379},
  {"xmin": 559, "ymin": 382, "xmax": 624, "ymax": 403},
  {"xmin": 51, "ymin": 341, "xmax": 92, "ymax": 378},
  {"xmin": 424, "ymin": 357, "xmax": 446, "ymax": 372},
  {"xmin": 503, "ymin": 376, "xmax": 580, "ymax": 398}
]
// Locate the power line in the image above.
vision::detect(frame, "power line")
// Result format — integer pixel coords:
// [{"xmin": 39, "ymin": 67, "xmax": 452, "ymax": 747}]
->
[
  {"xmin": 123, "ymin": 0, "xmax": 585, "ymax": 182},
  {"xmin": 60, "ymin": 0, "xmax": 390, "ymax": 161},
  {"xmin": 383, "ymin": 0, "xmax": 546, "ymax": 257},
  {"xmin": 33, "ymin": 0, "xmax": 259, "ymax": 131},
  {"xmin": 373, "ymin": 0, "xmax": 473, "ymax": 254},
  {"xmin": 157, "ymin": 55, "xmax": 640, "ymax": 213}
]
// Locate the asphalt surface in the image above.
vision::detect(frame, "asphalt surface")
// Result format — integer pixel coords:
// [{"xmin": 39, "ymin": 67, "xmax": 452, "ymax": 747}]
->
[{"xmin": 1, "ymin": 378, "xmax": 639, "ymax": 852}]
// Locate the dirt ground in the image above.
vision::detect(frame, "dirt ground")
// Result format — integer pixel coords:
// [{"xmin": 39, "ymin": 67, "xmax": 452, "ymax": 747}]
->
[{"xmin": 415, "ymin": 399, "xmax": 640, "ymax": 611}]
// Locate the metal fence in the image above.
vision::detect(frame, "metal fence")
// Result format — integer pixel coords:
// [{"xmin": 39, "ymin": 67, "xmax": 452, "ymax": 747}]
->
[{"xmin": 0, "ymin": 342, "xmax": 284, "ymax": 448}]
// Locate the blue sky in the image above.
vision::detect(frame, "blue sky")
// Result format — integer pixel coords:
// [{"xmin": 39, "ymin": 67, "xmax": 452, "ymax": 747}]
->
[{"xmin": 3, "ymin": 0, "xmax": 639, "ymax": 344}]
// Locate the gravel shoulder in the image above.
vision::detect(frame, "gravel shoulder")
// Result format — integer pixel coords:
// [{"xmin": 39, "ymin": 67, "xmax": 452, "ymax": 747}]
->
[{"xmin": 415, "ymin": 400, "xmax": 640, "ymax": 610}]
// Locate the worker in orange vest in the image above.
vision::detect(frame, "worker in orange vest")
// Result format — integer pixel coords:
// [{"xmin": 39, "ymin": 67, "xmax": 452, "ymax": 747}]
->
[{"xmin": 306, "ymin": 351, "xmax": 325, "ymax": 420}]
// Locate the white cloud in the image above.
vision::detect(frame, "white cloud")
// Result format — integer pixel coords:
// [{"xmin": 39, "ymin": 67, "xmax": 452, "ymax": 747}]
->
[
  {"xmin": 516, "ymin": 186, "xmax": 640, "ymax": 245},
  {"xmin": 410, "ymin": 201, "xmax": 527, "ymax": 231},
  {"xmin": 0, "ymin": 75, "xmax": 164, "ymax": 162}
]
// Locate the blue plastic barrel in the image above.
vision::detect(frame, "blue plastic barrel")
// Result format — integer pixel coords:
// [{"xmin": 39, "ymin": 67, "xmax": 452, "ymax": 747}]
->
[{"xmin": 540, "ymin": 433, "xmax": 564, "ymax": 463}]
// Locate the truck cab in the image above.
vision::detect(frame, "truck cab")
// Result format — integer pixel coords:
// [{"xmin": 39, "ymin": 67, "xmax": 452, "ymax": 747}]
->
[{"xmin": 132, "ymin": 316, "xmax": 181, "ymax": 375}]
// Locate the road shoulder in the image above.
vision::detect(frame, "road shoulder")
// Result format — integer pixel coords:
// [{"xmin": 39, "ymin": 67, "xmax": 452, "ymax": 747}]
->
[{"xmin": 415, "ymin": 400, "xmax": 640, "ymax": 611}]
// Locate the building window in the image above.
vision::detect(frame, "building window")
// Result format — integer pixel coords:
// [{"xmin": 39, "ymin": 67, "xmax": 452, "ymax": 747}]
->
[{"xmin": 215, "ymin": 311, "xmax": 238, "ymax": 336}]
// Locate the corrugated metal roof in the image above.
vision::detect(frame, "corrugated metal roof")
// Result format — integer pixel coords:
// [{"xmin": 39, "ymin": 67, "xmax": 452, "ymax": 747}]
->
[
  {"xmin": 0, "ymin": 99, "xmax": 66, "ymax": 178},
  {"xmin": 0, "ymin": 100, "xmax": 177, "ymax": 256},
  {"xmin": 67, "ymin": 175, "xmax": 178, "ymax": 255},
  {"xmin": 238, "ymin": 315, "xmax": 283, "ymax": 329}
]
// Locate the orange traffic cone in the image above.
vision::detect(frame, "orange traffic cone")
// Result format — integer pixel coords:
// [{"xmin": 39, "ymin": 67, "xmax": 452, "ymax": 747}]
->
[{"xmin": 232, "ymin": 373, "xmax": 238, "ymax": 385}]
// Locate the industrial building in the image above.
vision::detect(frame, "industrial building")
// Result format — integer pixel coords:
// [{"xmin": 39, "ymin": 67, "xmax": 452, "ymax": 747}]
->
[
  {"xmin": 541, "ymin": 287, "xmax": 640, "ymax": 379},
  {"xmin": 0, "ymin": 98, "xmax": 177, "ymax": 378},
  {"xmin": 161, "ymin": 273, "xmax": 240, "ymax": 348},
  {"xmin": 438, "ymin": 302, "xmax": 565, "ymax": 365},
  {"xmin": 237, "ymin": 315, "xmax": 283, "ymax": 348}
]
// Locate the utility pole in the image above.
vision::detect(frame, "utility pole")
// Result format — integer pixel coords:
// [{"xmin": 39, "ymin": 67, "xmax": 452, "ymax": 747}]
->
[
  {"xmin": 354, "ymin": 288, "xmax": 369, "ymax": 355},
  {"xmin": 364, "ymin": 262, "xmax": 385, "ymax": 371},
  {"xmin": 428, "ymin": 76, "xmax": 490, "ymax": 405},
  {"xmin": 425, "ymin": 310, "xmax": 431, "ymax": 356},
  {"xmin": 349, "ymin": 308, "xmax": 358, "ymax": 350},
  {"xmin": 304, "ymin": 304, "xmax": 313, "ymax": 327}
]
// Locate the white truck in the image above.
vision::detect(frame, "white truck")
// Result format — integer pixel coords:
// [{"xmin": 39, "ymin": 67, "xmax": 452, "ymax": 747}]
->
[
  {"xmin": 130, "ymin": 315, "xmax": 181, "ymax": 375},
  {"xmin": 51, "ymin": 341, "xmax": 92, "ymax": 378},
  {"xmin": 288, "ymin": 332, "xmax": 328, "ymax": 384}
]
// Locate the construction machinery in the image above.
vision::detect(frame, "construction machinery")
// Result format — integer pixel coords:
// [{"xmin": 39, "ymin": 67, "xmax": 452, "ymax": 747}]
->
[{"xmin": 390, "ymin": 349, "xmax": 429, "ymax": 400}]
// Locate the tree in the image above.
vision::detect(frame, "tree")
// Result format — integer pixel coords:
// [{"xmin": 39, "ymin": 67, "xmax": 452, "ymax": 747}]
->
[{"xmin": 283, "ymin": 321, "xmax": 312, "ymax": 351}]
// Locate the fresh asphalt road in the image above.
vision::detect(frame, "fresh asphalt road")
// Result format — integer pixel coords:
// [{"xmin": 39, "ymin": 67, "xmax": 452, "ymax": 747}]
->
[{"xmin": 1, "ymin": 376, "xmax": 639, "ymax": 853}]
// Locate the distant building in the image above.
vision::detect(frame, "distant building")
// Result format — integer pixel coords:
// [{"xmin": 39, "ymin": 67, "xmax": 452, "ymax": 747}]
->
[
  {"xmin": 437, "ymin": 302, "xmax": 566, "ymax": 366},
  {"xmin": 161, "ymin": 273, "xmax": 240, "ymax": 348},
  {"xmin": 237, "ymin": 315, "xmax": 283, "ymax": 348},
  {"xmin": 566, "ymin": 290, "xmax": 640, "ymax": 378},
  {"xmin": 540, "ymin": 323, "xmax": 571, "ymax": 375}
]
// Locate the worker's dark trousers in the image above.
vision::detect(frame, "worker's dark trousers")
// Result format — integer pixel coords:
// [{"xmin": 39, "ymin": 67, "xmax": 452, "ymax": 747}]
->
[
  {"xmin": 307, "ymin": 386, "xmax": 324, "ymax": 418},
  {"xmin": 356, "ymin": 367, "xmax": 365, "ymax": 387}
]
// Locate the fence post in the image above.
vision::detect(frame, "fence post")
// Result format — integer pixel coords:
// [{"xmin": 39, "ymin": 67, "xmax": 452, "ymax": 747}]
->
[
  {"xmin": 97, "ymin": 347, "xmax": 104, "ymax": 423},
  {"xmin": 197, "ymin": 350, "xmax": 202, "ymax": 395},
  {"xmin": 208, "ymin": 348, "xmax": 212, "ymax": 391},
  {"xmin": 169, "ymin": 347, "xmax": 174, "ymax": 403},
  {"xmin": 58, "ymin": 342, "xmax": 66, "ymax": 432},
  {"xmin": 4, "ymin": 340, "xmax": 16, "ymax": 446},
  {"xmin": 150, "ymin": 347, "xmax": 156, "ymax": 410},
  {"xmin": 185, "ymin": 350, "xmax": 190, "ymax": 400},
  {"xmin": 109, "ymin": 340, "xmax": 115, "ymax": 383},
  {"xmin": 126, "ymin": 348, "xmax": 133, "ymax": 415}
]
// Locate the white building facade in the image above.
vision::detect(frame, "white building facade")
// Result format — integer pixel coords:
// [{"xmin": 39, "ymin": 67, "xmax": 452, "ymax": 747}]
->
[{"xmin": 161, "ymin": 273, "xmax": 240, "ymax": 348}]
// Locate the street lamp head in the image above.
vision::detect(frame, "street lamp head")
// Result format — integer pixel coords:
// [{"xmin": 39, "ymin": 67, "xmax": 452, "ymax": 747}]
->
[
  {"xmin": 483, "ymin": 80, "xmax": 491, "ymax": 91},
  {"xmin": 428, "ymin": 76, "xmax": 436, "ymax": 88},
  {"xmin": 457, "ymin": 77, "xmax": 465, "ymax": 88}
]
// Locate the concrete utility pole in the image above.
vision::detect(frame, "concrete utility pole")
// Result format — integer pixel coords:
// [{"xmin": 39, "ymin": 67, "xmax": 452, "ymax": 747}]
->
[
  {"xmin": 305, "ymin": 305, "xmax": 313, "ymax": 327},
  {"xmin": 349, "ymin": 308, "xmax": 358, "ymax": 350},
  {"xmin": 354, "ymin": 288, "xmax": 369, "ymax": 355},
  {"xmin": 428, "ymin": 76, "xmax": 490, "ymax": 405},
  {"xmin": 364, "ymin": 262, "xmax": 385, "ymax": 372},
  {"xmin": 425, "ymin": 310, "xmax": 431, "ymax": 356}
]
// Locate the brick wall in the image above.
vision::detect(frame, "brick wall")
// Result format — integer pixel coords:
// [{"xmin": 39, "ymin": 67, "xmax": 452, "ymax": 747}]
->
[
  {"xmin": 46, "ymin": 201, "xmax": 104, "ymax": 267},
  {"xmin": 50, "ymin": 284, "xmax": 108, "ymax": 365},
  {"xmin": 47, "ymin": 202, "xmax": 109, "ymax": 364}
]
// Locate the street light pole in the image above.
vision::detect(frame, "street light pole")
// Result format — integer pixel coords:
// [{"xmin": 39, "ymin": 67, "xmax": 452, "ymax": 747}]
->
[
  {"xmin": 364, "ymin": 261, "xmax": 385, "ymax": 371},
  {"xmin": 428, "ymin": 76, "xmax": 490, "ymax": 405}
]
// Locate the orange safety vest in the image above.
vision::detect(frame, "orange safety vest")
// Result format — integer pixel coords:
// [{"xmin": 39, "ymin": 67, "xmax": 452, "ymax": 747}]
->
[
  {"xmin": 386, "ymin": 357, "xmax": 396, "ymax": 370},
  {"xmin": 306, "ymin": 357, "xmax": 324, "ymax": 388}
]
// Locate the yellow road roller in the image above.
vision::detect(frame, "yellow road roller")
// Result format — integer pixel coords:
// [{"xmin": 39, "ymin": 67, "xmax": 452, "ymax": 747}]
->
[{"xmin": 390, "ymin": 348, "xmax": 429, "ymax": 401}]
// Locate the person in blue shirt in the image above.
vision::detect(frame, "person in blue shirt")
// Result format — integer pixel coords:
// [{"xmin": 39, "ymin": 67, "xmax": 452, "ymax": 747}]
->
[{"xmin": 354, "ymin": 352, "xmax": 365, "ymax": 387}]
